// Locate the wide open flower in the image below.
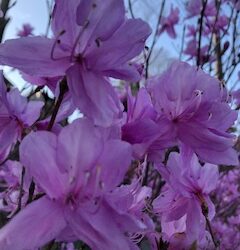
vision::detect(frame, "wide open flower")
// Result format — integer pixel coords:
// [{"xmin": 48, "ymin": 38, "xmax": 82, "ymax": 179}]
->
[
  {"xmin": 153, "ymin": 147, "xmax": 219, "ymax": 248},
  {"xmin": 0, "ymin": 0, "xmax": 151, "ymax": 126},
  {"xmin": 0, "ymin": 119, "xmax": 147, "ymax": 250},
  {"xmin": 147, "ymin": 61, "xmax": 238, "ymax": 165},
  {"xmin": 0, "ymin": 73, "xmax": 43, "ymax": 162}
]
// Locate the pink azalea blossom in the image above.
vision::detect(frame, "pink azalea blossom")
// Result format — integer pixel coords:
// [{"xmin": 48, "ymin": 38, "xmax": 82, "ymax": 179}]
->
[
  {"xmin": 184, "ymin": 39, "xmax": 214, "ymax": 64},
  {"xmin": 186, "ymin": 25, "xmax": 197, "ymax": 37},
  {"xmin": 0, "ymin": 119, "xmax": 148, "ymax": 250},
  {"xmin": 0, "ymin": 73, "xmax": 43, "ymax": 162},
  {"xmin": 17, "ymin": 24, "xmax": 34, "ymax": 37},
  {"xmin": 0, "ymin": 161, "xmax": 28, "ymax": 213},
  {"xmin": 186, "ymin": 0, "xmax": 216, "ymax": 18},
  {"xmin": 153, "ymin": 146, "xmax": 219, "ymax": 248},
  {"xmin": 158, "ymin": 6, "xmax": 179, "ymax": 39},
  {"xmin": 0, "ymin": 0, "xmax": 151, "ymax": 126},
  {"xmin": 147, "ymin": 61, "xmax": 238, "ymax": 165},
  {"xmin": 122, "ymin": 87, "xmax": 161, "ymax": 159}
]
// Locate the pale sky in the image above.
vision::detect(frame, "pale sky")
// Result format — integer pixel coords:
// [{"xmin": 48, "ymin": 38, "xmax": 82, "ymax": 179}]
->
[{"xmin": 4, "ymin": 0, "xmax": 49, "ymax": 41}]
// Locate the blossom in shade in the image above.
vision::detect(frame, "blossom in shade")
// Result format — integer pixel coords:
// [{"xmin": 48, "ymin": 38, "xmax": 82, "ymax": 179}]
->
[
  {"xmin": 0, "ymin": 0, "xmax": 151, "ymax": 126},
  {"xmin": 183, "ymin": 39, "xmax": 213, "ymax": 64},
  {"xmin": 121, "ymin": 87, "xmax": 175, "ymax": 162},
  {"xmin": 147, "ymin": 61, "xmax": 238, "ymax": 165},
  {"xmin": 0, "ymin": 73, "xmax": 43, "ymax": 162},
  {"xmin": 158, "ymin": 6, "xmax": 179, "ymax": 39},
  {"xmin": 0, "ymin": 161, "xmax": 28, "ymax": 213},
  {"xmin": 0, "ymin": 119, "xmax": 148, "ymax": 250},
  {"xmin": 186, "ymin": 25, "xmax": 197, "ymax": 37},
  {"xmin": 17, "ymin": 24, "xmax": 34, "ymax": 37},
  {"xmin": 186, "ymin": 0, "xmax": 216, "ymax": 18},
  {"xmin": 153, "ymin": 146, "xmax": 219, "ymax": 248},
  {"xmin": 122, "ymin": 87, "xmax": 160, "ymax": 159}
]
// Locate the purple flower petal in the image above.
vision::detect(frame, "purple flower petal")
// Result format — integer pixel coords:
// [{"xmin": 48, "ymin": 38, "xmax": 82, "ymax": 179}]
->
[
  {"xmin": 0, "ymin": 37, "xmax": 70, "ymax": 77},
  {"xmin": 0, "ymin": 197, "xmax": 66, "ymax": 250},
  {"xmin": 67, "ymin": 65, "xmax": 123, "ymax": 126}
]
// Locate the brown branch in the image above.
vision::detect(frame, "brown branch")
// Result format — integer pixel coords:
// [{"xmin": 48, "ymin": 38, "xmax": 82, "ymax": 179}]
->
[
  {"xmin": 145, "ymin": 0, "xmax": 166, "ymax": 79},
  {"xmin": 45, "ymin": 0, "xmax": 53, "ymax": 37},
  {"xmin": 26, "ymin": 180, "xmax": 35, "ymax": 204},
  {"xmin": 13, "ymin": 167, "xmax": 25, "ymax": 215},
  {"xmin": 179, "ymin": 25, "xmax": 186, "ymax": 60},
  {"xmin": 128, "ymin": 0, "xmax": 135, "ymax": 19},
  {"xmin": 47, "ymin": 78, "xmax": 68, "ymax": 131},
  {"xmin": 197, "ymin": 0, "xmax": 208, "ymax": 67},
  {"xmin": 0, "ymin": 0, "xmax": 11, "ymax": 42},
  {"xmin": 205, "ymin": 0, "xmax": 221, "ymax": 65},
  {"xmin": 201, "ymin": 201, "xmax": 219, "ymax": 249},
  {"xmin": 214, "ymin": 33, "xmax": 223, "ymax": 80}
]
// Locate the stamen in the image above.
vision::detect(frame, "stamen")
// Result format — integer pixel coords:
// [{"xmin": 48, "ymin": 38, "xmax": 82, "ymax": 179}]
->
[
  {"xmin": 50, "ymin": 30, "xmax": 66, "ymax": 61},
  {"xmin": 70, "ymin": 20, "xmax": 89, "ymax": 62}
]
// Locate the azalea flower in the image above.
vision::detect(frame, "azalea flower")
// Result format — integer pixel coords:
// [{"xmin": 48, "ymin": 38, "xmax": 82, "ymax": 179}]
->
[
  {"xmin": 153, "ymin": 146, "xmax": 219, "ymax": 248},
  {"xmin": 158, "ymin": 6, "xmax": 179, "ymax": 39},
  {"xmin": 0, "ymin": 73, "xmax": 43, "ymax": 162},
  {"xmin": 147, "ymin": 61, "xmax": 238, "ymax": 165},
  {"xmin": 0, "ymin": 119, "xmax": 147, "ymax": 250},
  {"xmin": 17, "ymin": 24, "xmax": 34, "ymax": 37},
  {"xmin": 0, "ymin": 0, "xmax": 151, "ymax": 126}
]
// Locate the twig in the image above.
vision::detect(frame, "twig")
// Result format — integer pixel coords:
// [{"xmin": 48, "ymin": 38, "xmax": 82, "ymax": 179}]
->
[
  {"xmin": 14, "ymin": 167, "xmax": 25, "ymax": 215},
  {"xmin": 128, "ymin": 0, "xmax": 135, "ymax": 18},
  {"xmin": 197, "ymin": 0, "xmax": 208, "ymax": 67},
  {"xmin": 142, "ymin": 162, "xmax": 150, "ymax": 186},
  {"xmin": 0, "ymin": 0, "xmax": 11, "ymax": 42},
  {"xmin": 145, "ymin": 0, "xmax": 166, "ymax": 79},
  {"xmin": 205, "ymin": 0, "xmax": 221, "ymax": 65},
  {"xmin": 179, "ymin": 25, "xmax": 186, "ymax": 60},
  {"xmin": 45, "ymin": 0, "xmax": 53, "ymax": 37},
  {"xmin": 201, "ymin": 200, "xmax": 219, "ymax": 249},
  {"xmin": 27, "ymin": 180, "xmax": 35, "ymax": 204},
  {"xmin": 47, "ymin": 79, "xmax": 68, "ymax": 131}
]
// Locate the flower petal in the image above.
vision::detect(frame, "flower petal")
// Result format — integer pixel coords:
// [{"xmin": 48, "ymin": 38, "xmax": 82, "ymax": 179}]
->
[
  {"xmin": 0, "ymin": 120, "xmax": 19, "ymax": 162},
  {"xmin": 67, "ymin": 65, "xmax": 123, "ymax": 126},
  {"xmin": 97, "ymin": 139, "xmax": 132, "ymax": 192},
  {"xmin": 52, "ymin": 0, "xmax": 81, "ymax": 46},
  {"xmin": 20, "ymin": 131, "xmax": 67, "ymax": 199},
  {"xmin": 0, "ymin": 37, "xmax": 70, "ymax": 77},
  {"xmin": 86, "ymin": 19, "xmax": 151, "ymax": 81},
  {"xmin": 67, "ymin": 201, "xmax": 135, "ymax": 250},
  {"xmin": 77, "ymin": 0, "xmax": 125, "ymax": 52},
  {"xmin": 56, "ymin": 119, "xmax": 102, "ymax": 187},
  {"xmin": 20, "ymin": 100, "xmax": 44, "ymax": 126},
  {"xmin": 0, "ymin": 197, "xmax": 66, "ymax": 250}
]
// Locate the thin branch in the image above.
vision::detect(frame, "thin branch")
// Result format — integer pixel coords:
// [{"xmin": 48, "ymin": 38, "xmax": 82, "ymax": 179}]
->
[
  {"xmin": 27, "ymin": 180, "xmax": 35, "ymax": 204},
  {"xmin": 45, "ymin": 0, "xmax": 53, "ymax": 37},
  {"xmin": 201, "ymin": 200, "xmax": 219, "ymax": 249},
  {"xmin": 128, "ymin": 0, "xmax": 135, "ymax": 18},
  {"xmin": 0, "ymin": 0, "xmax": 11, "ymax": 42},
  {"xmin": 47, "ymin": 78, "xmax": 68, "ymax": 131},
  {"xmin": 205, "ymin": 0, "xmax": 221, "ymax": 65},
  {"xmin": 142, "ymin": 162, "xmax": 150, "ymax": 186},
  {"xmin": 13, "ymin": 167, "xmax": 25, "ymax": 215},
  {"xmin": 179, "ymin": 25, "xmax": 186, "ymax": 60},
  {"xmin": 145, "ymin": 0, "xmax": 166, "ymax": 79},
  {"xmin": 197, "ymin": 0, "xmax": 208, "ymax": 67},
  {"xmin": 208, "ymin": 5, "xmax": 234, "ymax": 57}
]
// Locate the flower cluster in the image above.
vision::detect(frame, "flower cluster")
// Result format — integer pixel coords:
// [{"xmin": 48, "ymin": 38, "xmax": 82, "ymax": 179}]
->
[{"xmin": 0, "ymin": 1, "xmax": 238, "ymax": 250}]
